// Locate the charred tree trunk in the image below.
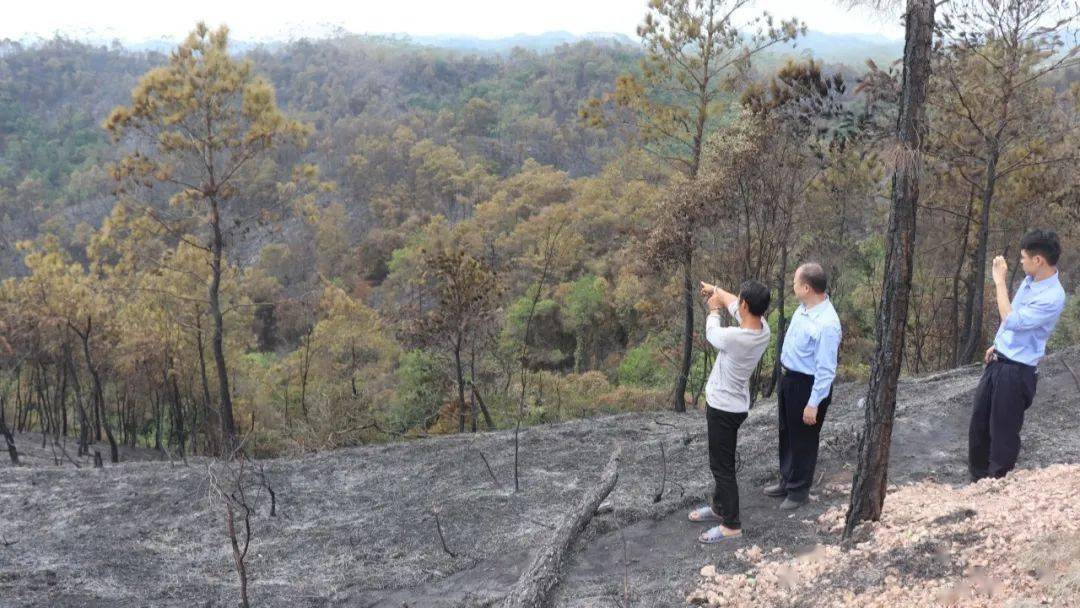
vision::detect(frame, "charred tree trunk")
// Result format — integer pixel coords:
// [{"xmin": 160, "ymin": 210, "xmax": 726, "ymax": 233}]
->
[
  {"xmin": 0, "ymin": 393, "xmax": 18, "ymax": 465},
  {"xmin": 14, "ymin": 369, "xmax": 26, "ymax": 432},
  {"xmin": 153, "ymin": 389, "xmax": 163, "ymax": 453},
  {"xmin": 299, "ymin": 324, "xmax": 312, "ymax": 421},
  {"xmin": 674, "ymin": 247, "xmax": 693, "ymax": 413},
  {"xmin": 209, "ymin": 196, "xmax": 238, "ymax": 451},
  {"xmin": 73, "ymin": 317, "xmax": 119, "ymax": 464},
  {"xmin": 952, "ymin": 189, "xmax": 974, "ymax": 366},
  {"xmin": 844, "ymin": 0, "xmax": 934, "ymax": 538},
  {"xmin": 34, "ymin": 364, "xmax": 51, "ymax": 445},
  {"xmin": 454, "ymin": 334, "xmax": 466, "ymax": 433},
  {"xmin": 18, "ymin": 371, "xmax": 30, "ymax": 433},
  {"xmin": 691, "ymin": 349, "xmax": 712, "ymax": 406},
  {"xmin": 65, "ymin": 348, "xmax": 91, "ymax": 457},
  {"xmin": 764, "ymin": 240, "xmax": 790, "ymax": 399},
  {"xmin": 91, "ymin": 359, "xmax": 102, "ymax": 442},
  {"xmin": 195, "ymin": 309, "xmax": 217, "ymax": 456},
  {"xmin": 469, "ymin": 346, "xmax": 479, "ymax": 433},
  {"xmin": 58, "ymin": 353, "xmax": 68, "ymax": 438},
  {"xmin": 169, "ymin": 361, "xmax": 187, "ymax": 459},
  {"xmin": 958, "ymin": 148, "xmax": 1000, "ymax": 364},
  {"xmin": 470, "ymin": 382, "xmax": 495, "ymax": 431}
]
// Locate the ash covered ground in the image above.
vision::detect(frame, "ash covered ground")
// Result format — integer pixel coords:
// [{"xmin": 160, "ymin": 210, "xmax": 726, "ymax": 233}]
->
[{"xmin": 2, "ymin": 347, "xmax": 1080, "ymax": 607}]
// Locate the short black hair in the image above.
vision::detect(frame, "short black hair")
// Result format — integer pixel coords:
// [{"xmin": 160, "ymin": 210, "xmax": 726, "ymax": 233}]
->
[
  {"xmin": 798, "ymin": 263, "xmax": 828, "ymax": 294},
  {"xmin": 739, "ymin": 280, "xmax": 771, "ymax": 317},
  {"xmin": 1020, "ymin": 229, "xmax": 1061, "ymax": 266}
]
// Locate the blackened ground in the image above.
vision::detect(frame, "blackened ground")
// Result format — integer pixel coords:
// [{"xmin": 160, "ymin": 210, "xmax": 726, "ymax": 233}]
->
[{"xmin": 2, "ymin": 347, "xmax": 1079, "ymax": 608}]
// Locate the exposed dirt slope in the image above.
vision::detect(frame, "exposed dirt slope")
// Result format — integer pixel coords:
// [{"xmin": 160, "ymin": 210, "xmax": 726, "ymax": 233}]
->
[{"xmin": 689, "ymin": 464, "xmax": 1080, "ymax": 607}]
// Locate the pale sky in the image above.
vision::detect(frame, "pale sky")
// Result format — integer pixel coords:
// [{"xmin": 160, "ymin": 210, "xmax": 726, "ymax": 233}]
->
[{"xmin": 3, "ymin": 0, "xmax": 904, "ymax": 43}]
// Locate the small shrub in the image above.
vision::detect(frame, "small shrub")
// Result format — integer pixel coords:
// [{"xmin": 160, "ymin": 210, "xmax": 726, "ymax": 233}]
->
[{"xmin": 618, "ymin": 341, "xmax": 669, "ymax": 388}]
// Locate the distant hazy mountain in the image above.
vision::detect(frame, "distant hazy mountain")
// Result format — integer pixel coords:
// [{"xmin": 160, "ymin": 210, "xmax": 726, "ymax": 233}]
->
[
  {"xmin": 406, "ymin": 31, "xmax": 638, "ymax": 52},
  {"xmin": 12, "ymin": 27, "xmax": 902, "ymax": 63},
  {"xmin": 405, "ymin": 30, "xmax": 902, "ymax": 62},
  {"xmin": 781, "ymin": 30, "xmax": 903, "ymax": 64}
]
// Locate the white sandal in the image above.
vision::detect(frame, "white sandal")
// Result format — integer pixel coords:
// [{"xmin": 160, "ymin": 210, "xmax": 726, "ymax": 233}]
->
[
  {"xmin": 688, "ymin": 505, "xmax": 722, "ymax": 522},
  {"xmin": 698, "ymin": 525, "xmax": 742, "ymax": 544}
]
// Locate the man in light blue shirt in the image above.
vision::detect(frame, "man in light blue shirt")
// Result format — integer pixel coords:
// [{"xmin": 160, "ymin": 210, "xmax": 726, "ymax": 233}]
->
[
  {"xmin": 763, "ymin": 262, "xmax": 842, "ymax": 510},
  {"xmin": 969, "ymin": 229, "xmax": 1067, "ymax": 481}
]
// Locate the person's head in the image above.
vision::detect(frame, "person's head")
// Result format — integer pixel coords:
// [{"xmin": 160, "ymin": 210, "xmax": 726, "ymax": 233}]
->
[
  {"xmin": 793, "ymin": 262, "xmax": 828, "ymax": 304},
  {"xmin": 1018, "ymin": 229, "xmax": 1060, "ymax": 278},
  {"xmin": 737, "ymin": 280, "xmax": 771, "ymax": 319}
]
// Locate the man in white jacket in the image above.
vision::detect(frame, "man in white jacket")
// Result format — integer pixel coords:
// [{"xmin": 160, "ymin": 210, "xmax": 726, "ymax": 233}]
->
[{"xmin": 688, "ymin": 279, "xmax": 772, "ymax": 543}]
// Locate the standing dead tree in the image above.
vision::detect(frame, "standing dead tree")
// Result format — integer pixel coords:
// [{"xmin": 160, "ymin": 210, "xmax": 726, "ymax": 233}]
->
[
  {"xmin": 652, "ymin": 441, "xmax": 667, "ymax": 504},
  {"xmin": 501, "ymin": 446, "xmax": 622, "ymax": 608},
  {"xmin": 254, "ymin": 460, "xmax": 277, "ymax": 517},
  {"xmin": 432, "ymin": 505, "xmax": 457, "ymax": 558},
  {"xmin": 513, "ymin": 220, "xmax": 567, "ymax": 492},
  {"xmin": 207, "ymin": 446, "xmax": 265, "ymax": 608}
]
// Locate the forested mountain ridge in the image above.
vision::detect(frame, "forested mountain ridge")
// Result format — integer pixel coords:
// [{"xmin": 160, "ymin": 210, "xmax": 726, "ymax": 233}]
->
[
  {"xmin": 0, "ymin": 5, "xmax": 1077, "ymax": 461},
  {"xmin": 0, "ymin": 28, "xmax": 896, "ymax": 277},
  {"xmin": 0, "ymin": 34, "xmax": 639, "ymax": 275}
]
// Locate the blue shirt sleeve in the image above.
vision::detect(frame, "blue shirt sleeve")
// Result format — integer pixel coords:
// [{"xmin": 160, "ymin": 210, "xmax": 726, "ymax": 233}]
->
[
  {"xmin": 808, "ymin": 324, "xmax": 841, "ymax": 408},
  {"xmin": 1001, "ymin": 293, "xmax": 1065, "ymax": 332}
]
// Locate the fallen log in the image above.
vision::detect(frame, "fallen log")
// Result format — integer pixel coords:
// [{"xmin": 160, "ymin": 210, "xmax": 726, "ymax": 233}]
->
[{"xmin": 501, "ymin": 446, "xmax": 622, "ymax": 608}]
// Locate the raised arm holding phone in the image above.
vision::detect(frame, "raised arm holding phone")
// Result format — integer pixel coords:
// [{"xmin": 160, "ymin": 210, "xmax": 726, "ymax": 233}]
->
[{"xmin": 969, "ymin": 230, "xmax": 1066, "ymax": 481}]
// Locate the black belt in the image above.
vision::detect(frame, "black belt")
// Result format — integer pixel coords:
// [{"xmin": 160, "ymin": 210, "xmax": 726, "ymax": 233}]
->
[
  {"xmin": 780, "ymin": 365, "xmax": 813, "ymax": 379},
  {"xmin": 992, "ymin": 352, "xmax": 1034, "ymax": 369}
]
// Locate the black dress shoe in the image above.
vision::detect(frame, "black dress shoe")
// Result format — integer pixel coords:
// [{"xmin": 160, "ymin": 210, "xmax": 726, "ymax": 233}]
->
[
  {"xmin": 763, "ymin": 483, "xmax": 786, "ymax": 497},
  {"xmin": 779, "ymin": 496, "xmax": 806, "ymax": 510}
]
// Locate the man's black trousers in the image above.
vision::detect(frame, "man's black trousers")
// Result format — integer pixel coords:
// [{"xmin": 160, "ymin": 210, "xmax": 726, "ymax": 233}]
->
[
  {"xmin": 776, "ymin": 369, "xmax": 832, "ymax": 501},
  {"xmin": 706, "ymin": 406, "xmax": 748, "ymax": 530},
  {"xmin": 969, "ymin": 359, "xmax": 1038, "ymax": 481}
]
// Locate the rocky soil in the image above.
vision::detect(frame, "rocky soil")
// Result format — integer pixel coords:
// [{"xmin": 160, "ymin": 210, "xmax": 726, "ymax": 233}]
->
[{"xmin": 689, "ymin": 464, "xmax": 1080, "ymax": 607}]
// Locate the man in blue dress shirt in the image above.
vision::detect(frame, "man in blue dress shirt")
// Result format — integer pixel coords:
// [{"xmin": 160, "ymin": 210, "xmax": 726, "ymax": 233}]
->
[
  {"xmin": 969, "ymin": 229, "xmax": 1066, "ymax": 481},
  {"xmin": 763, "ymin": 263, "xmax": 842, "ymax": 510}
]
